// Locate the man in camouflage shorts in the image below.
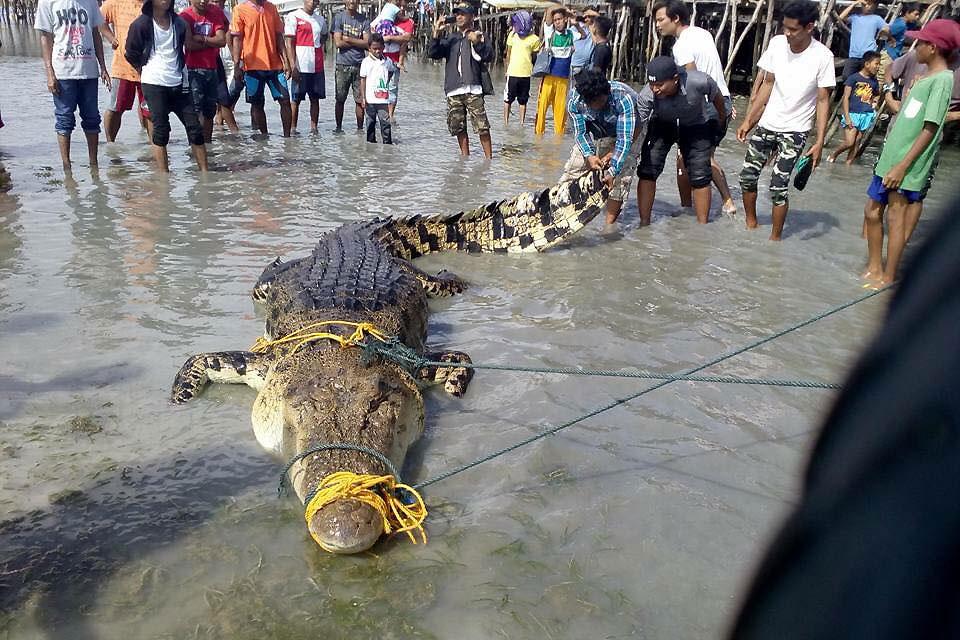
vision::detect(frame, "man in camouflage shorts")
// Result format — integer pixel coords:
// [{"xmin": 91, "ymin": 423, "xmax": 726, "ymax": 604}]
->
[
  {"xmin": 446, "ymin": 93, "xmax": 490, "ymax": 139},
  {"xmin": 739, "ymin": 128, "xmax": 807, "ymax": 208},
  {"xmin": 427, "ymin": 2, "xmax": 493, "ymax": 158},
  {"xmin": 735, "ymin": 1, "xmax": 834, "ymax": 240}
]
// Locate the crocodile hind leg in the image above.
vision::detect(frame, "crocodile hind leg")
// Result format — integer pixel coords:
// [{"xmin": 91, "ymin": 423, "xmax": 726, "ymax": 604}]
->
[
  {"xmin": 399, "ymin": 262, "xmax": 467, "ymax": 297},
  {"xmin": 171, "ymin": 351, "xmax": 272, "ymax": 403},
  {"xmin": 417, "ymin": 350, "xmax": 474, "ymax": 397}
]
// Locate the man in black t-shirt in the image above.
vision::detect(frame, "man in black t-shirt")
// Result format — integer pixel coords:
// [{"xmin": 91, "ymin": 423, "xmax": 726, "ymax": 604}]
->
[{"xmin": 591, "ymin": 15, "xmax": 613, "ymax": 76}]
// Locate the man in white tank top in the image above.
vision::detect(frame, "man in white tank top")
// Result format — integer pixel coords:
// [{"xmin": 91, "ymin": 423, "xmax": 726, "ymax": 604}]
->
[{"xmin": 654, "ymin": 0, "xmax": 737, "ymax": 217}]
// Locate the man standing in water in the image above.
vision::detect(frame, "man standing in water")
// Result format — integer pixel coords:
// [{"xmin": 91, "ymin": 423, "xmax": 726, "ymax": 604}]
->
[
  {"xmin": 736, "ymin": 0, "xmax": 834, "ymax": 240},
  {"xmin": 635, "ymin": 56, "xmax": 727, "ymax": 225},
  {"xmin": 231, "ymin": 0, "xmax": 292, "ymax": 136},
  {"xmin": 654, "ymin": 0, "xmax": 737, "ymax": 217},
  {"xmin": 35, "ymin": 0, "xmax": 110, "ymax": 170},
  {"xmin": 428, "ymin": 2, "xmax": 494, "ymax": 159},
  {"xmin": 284, "ymin": 0, "xmax": 328, "ymax": 134},
  {"xmin": 563, "ymin": 69, "xmax": 643, "ymax": 228},
  {"xmin": 100, "ymin": 0, "xmax": 152, "ymax": 140},
  {"xmin": 125, "ymin": 0, "xmax": 209, "ymax": 171},
  {"xmin": 331, "ymin": 0, "xmax": 369, "ymax": 133},
  {"xmin": 180, "ymin": 0, "xmax": 229, "ymax": 143}
]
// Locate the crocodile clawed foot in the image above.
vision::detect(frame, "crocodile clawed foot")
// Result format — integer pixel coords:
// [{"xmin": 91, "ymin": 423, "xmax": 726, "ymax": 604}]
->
[{"xmin": 420, "ymin": 350, "xmax": 474, "ymax": 397}]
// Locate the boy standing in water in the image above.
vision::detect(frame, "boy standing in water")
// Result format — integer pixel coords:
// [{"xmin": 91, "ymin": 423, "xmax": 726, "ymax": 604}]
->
[
  {"xmin": 284, "ymin": 0, "xmax": 328, "ymax": 133},
  {"xmin": 359, "ymin": 33, "xmax": 395, "ymax": 144},
  {"xmin": 35, "ymin": 0, "xmax": 110, "ymax": 170},
  {"xmin": 126, "ymin": 0, "xmax": 208, "ymax": 172},
  {"xmin": 828, "ymin": 50, "xmax": 881, "ymax": 165},
  {"xmin": 180, "ymin": 0, "xmax": 229, "ymax": 143},
  {"xmin": 503, "ymin": 10, "xmax": 540, "ymax": 126},
  {"xmin": 862, "ymin": 20, "xmax": 959, "ymax": 286}
]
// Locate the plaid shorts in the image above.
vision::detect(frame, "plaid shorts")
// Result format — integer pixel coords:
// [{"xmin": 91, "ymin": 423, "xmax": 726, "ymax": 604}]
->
[{"xmin": 446, "ymin": 93, "xmax": 489, "ymax": 136}]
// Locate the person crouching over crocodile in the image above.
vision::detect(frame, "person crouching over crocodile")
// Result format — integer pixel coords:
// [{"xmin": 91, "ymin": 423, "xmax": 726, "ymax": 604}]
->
[
  {"xmin": 171, "ymin": 171, "xmax": 609, "ymax": 554},
  {"xmin": 563, "ymin": 69, "xmax": 644, "ymax": 231}
]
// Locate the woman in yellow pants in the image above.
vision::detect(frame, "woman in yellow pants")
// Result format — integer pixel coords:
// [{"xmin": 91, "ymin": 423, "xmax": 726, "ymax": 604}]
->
[
  {"xmin": 534, "ymin": 6, "xmax": 581, "ymax": 135},
  {"xmin": 535, "ymin": 74, "xmax": 570, "ymax": 135}
]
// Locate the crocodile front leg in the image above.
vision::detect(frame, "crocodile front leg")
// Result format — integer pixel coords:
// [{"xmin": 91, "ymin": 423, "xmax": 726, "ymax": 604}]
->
[
  {"xmin": 171, "ymin": 351, "xmax": 272, "ymax": 403},
  {"xmin": 417, "ymin": 350, "xmax": 474, "ymax": 397}
]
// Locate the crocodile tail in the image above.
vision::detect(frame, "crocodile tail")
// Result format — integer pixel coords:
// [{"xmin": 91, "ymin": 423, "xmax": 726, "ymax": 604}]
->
[{"xmin": 374, "ymin": 170, "xmax": 609, "ymax": 257}]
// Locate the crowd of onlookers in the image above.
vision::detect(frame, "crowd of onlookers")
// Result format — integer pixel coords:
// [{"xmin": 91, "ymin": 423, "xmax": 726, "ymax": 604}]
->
[{"xmin": 30, "ymin": 0, "xmax": 960, "ymax": 284}]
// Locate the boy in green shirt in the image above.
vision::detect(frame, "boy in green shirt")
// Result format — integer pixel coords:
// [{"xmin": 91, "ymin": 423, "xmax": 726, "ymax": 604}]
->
[{"xmin": 863, "ymin": 19, "xmax": 960, "ymax": 287}]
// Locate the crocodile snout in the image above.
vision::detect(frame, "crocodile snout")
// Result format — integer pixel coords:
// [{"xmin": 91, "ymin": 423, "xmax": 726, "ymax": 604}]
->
[{"xmin": 308, "ymin": 499, "xmax": 385, "ymax": 554}]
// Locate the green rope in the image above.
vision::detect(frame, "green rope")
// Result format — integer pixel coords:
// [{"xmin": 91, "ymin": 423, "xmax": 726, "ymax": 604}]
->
[
  {"xmin": 364, "ymin": 340, "xmax": 840, "ymax": 389},
  {"xmin": 412, "ymin": 285, "xmax": 891, "ymax": 490}
]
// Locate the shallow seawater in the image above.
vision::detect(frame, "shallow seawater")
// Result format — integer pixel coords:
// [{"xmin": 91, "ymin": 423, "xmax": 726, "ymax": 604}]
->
[{"xmin": 1, "ymin": 21, "xmax": 956, "ymax": 639}]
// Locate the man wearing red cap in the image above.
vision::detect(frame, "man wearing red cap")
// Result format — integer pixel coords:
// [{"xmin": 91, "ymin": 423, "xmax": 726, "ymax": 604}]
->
[{"xmin": 863, "ymin": 18, "xmax": 960, "ymax": 287}]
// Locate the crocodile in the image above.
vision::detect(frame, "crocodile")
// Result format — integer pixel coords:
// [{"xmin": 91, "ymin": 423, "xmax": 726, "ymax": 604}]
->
[{"xmin": 171, "ymin": 170, "xmax": 608, "ymax": 554}]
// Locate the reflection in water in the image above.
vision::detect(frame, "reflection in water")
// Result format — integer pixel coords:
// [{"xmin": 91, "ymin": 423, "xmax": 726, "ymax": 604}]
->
[{"xmin": 0, "ymin": 18, "xmax": 957, "ymax": 640}]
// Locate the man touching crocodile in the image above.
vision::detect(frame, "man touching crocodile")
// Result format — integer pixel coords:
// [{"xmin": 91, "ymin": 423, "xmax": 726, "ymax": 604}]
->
[{"xmin": 563, "ymin": 69, "xmax": 643, "ymax": 229}]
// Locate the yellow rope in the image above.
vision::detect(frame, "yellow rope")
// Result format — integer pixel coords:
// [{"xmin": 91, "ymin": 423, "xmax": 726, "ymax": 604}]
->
[
  {"xmin": 303, "ymin": 471, "xmax": 428, "ymax": 552},
  {"xmin": 250, "ymin": 320, "xmax": 391, "ymax": 355}
]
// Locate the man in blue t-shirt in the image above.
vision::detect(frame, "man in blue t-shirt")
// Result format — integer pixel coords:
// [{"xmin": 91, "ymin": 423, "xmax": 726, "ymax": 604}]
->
[{"xmin": 838, "ymin": 0, "xmax": 889, "ymax": 80}]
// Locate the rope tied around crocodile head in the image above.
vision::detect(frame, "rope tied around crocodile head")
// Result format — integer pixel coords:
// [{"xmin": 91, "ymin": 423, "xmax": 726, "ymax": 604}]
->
[
  {"xmin": 278, "ymin": 443, "xmax": 427, "ymax": 552},
  {"xmin": 249, "ymin": 320, "xmax": 429, "ymax": 376}
]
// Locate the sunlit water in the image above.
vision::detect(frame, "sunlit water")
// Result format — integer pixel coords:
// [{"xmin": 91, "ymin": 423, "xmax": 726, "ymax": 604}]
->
[{"xmin": 1, "ymin": 21, "xmax": 955, "ymax": 639}]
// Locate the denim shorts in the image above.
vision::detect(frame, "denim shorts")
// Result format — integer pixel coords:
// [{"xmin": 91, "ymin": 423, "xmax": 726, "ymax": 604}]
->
[
  {"xmin": 52, "ymin": 78, "xmax": 101, "ymax": 135},
  {"xmin": 244, "ymin": 70, "xmax": 290, "ymax": 105}
]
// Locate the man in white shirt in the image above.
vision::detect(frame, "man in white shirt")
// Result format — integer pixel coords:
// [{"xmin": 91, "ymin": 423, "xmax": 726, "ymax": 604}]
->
[
  {"xmin": 654, "ymin": 0, "xmax": 736, "ymax": 217},
  {"xmin": 735, "ymin": 0, "xmax": 834, "ymax": 240},
  {"xmin": 35, "ymin": 0, "xmax": 111, "ymax": 170}
]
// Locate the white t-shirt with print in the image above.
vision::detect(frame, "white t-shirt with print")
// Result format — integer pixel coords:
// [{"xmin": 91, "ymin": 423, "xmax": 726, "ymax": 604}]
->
[
  {"xmin": 758, "ymin": 35, "xmax": 836, "ymax": 133},
  {"xmin": 359, "ymin": 54, "xmax": 396, "ymax": 104},
  {"xmin": 672, "ymin": 25, "xmax": 730, "ymax": 97},
  {"xmin": 34, "ymin": 0, "xmax": 105, "ymax": 79},
  {"xmin": 284, "ymin": 8, "xmax": 327, "ymax": 74},
  {"xmin": 140, "ymin": 19, "xmax": 186, "ymax": 87}
]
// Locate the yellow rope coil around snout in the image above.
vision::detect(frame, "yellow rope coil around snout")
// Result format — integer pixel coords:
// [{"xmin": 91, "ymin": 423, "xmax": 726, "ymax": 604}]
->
[
  {"xmin": 251, "ymin": 321, "xmax": 390, "ymax": 355},
  {"xmin": 303, "ymin": 472, "xmax": 428, "ymax": 553}
]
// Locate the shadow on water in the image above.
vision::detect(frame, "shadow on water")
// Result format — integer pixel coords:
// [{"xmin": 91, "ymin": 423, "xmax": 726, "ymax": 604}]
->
[
  {"xmin": 0, "ymin": 448, "xmax": 275, "ymax": 638},
  {"xmin": 0, "ymin": 363, "xmax": 141, "ymax": 421},
  {"xmin": 777, "ymin": 208, "xmax": 841, "ymax": 241}
]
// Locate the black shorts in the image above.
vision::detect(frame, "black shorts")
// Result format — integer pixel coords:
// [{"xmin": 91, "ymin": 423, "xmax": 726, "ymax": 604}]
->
[
  {"xmin": 638, "ymin": 120, "xmax": 715, "ymax": 188},
  {"xmin": 291, "ymin": 71, "xmax": 326, "ymax": 103},
  {"xmin": 504, "ymin": 76, "xmax": 531, "ymax": 106},
  {"xmin": 141, "ymin": 82, "xmax": 204, "ymax": 147}
]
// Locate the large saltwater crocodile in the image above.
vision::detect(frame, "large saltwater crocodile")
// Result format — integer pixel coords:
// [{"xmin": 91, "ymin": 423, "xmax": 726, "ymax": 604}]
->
[{"xmin": 171, "ymin": 171, "xmax": 608, "ymax": 553}]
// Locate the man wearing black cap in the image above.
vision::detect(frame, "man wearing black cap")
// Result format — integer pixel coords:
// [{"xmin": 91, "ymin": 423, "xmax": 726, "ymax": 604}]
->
[
  {"xmin": 428, "ymin": 2, "xmax": 494, "ymax": 159},
  {"xmin": 635, "ymin": 55, "xmax": 727, "ymax": 225}
]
